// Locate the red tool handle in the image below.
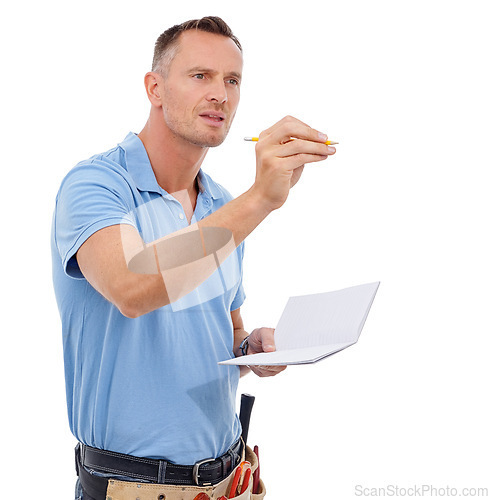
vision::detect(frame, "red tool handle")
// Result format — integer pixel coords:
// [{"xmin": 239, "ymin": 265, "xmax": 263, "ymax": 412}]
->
[
  {"xmin": 252, "ymin": 445, "xmax": 260, "ymax": 494},
  {"xmin": 228, "ymin": 465, "xmax": 242, "ymax": 498},
  {"xmin": 241, "ymin": 467, "xmax": 252, "ymax": 493}
]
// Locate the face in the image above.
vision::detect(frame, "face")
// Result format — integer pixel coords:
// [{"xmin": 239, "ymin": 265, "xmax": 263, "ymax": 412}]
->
[{"xmin": 158, "ymin": 31, "xmax": 243, "ymax": 148}]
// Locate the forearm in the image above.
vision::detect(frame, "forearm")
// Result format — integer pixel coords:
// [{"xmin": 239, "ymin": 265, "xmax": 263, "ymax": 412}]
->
[
  {"xmin": 199, "ymin": 186, "xmax": 272, "ymax": 247},
  {"xmin": 125, "ymin": 188, "xmax": 272, "ymax": 317}
]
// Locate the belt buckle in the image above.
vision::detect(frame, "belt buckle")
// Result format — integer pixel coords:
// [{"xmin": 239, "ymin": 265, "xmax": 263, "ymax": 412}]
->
[{"xmin": 192, "ymin": 457, "xmax": 214, "ymax": 486}]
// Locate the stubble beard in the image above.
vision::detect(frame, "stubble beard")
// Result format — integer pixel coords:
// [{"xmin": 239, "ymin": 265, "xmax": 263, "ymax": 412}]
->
[{"xmin": 162, "ymin": 106, "xmax": 232, "ymax": 149}]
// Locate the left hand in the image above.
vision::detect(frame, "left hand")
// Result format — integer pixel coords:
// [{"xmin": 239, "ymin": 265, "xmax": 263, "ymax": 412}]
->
[{"xmin": 247, "ymin": 327, "xmax": 287, "ymax": 377}]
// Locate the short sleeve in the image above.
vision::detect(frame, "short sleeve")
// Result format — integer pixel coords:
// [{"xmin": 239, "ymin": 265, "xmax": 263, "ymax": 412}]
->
[{"xmin": 53, "ymin": 160, "xmax": 136, "ymax": 279}]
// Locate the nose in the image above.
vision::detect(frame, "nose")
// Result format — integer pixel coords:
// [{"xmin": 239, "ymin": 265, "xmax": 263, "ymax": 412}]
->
[{"xmin": 206, "ymin": 79, "xmax": 228, "ymax": 104}]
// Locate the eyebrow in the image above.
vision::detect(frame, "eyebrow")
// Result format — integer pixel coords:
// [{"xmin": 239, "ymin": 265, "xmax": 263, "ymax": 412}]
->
[{"xmin": 187, "ymin": 67, "xmax": 242, "ymax": 81}]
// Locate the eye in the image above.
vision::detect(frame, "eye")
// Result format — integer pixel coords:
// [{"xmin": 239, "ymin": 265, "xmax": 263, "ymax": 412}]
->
[
  {"xmin": 227, "ymin": 78, "xmax": 240, "ymax": 86},
  {"xmin": 193, "ymin": 74, "xmax": 205, "ymax": 80}
]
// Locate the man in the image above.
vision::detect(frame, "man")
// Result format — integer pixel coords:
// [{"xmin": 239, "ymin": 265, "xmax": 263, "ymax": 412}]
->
[{"xmin": 52, "ymin": 16, "xmax": 336, "ymax": 500}]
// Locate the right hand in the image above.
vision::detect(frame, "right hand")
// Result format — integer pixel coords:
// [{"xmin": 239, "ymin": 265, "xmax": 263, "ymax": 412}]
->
[{"xmin": 251, "ymin": 115, "xmax": 336, "ymax": 211}]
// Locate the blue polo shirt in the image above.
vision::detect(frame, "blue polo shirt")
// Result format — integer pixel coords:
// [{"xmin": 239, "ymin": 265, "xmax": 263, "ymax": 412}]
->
[{"xmin": 51, "ymin": 132, "xmax": 245, "ymax": 464}]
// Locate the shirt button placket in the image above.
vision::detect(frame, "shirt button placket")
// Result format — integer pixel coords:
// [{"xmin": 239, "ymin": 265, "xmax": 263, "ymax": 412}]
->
[{"xmin": 200, "ymin": 197, "xmax": 211, "ymax": 219}]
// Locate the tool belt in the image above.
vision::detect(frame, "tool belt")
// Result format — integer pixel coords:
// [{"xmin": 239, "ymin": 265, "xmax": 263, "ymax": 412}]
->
[{"xmin": 76, "ymin": 442, "xmax": 265, "ymax": 500}]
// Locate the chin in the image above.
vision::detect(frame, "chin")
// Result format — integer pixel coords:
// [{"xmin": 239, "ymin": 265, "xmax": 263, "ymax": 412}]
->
[
  {"xmin": 190, "ymin": 132, "xmax": 228, "ymax": 148},
  {"xmin": 205, "ymin": 137, "xmax": 226, "ymax": 148}
]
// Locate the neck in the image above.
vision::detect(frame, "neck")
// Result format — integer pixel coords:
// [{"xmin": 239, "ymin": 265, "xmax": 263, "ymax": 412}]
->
[{"xmin": 138, "ymin": 107, "xmax": 208, "ymax": 196}]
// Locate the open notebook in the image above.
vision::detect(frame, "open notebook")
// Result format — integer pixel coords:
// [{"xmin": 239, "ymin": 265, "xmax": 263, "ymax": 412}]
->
[{"xmin": 219, "ymin": 282, "xmax": 380, "ymax": 366}]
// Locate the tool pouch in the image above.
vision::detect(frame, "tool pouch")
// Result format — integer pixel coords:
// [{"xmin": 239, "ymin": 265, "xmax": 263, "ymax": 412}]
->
[{"xmin": 105, "ymin": 446, "xmax": 265, "ymax": 500}]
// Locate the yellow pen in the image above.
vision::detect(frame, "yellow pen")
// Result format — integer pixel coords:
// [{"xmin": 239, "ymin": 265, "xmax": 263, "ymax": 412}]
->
[{"xmin": 244, "ymin": 136, "xmax": 339, "ymax": 145}]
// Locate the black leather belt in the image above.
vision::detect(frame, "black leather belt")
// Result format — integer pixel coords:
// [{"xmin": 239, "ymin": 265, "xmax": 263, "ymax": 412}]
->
[{"xmin": 76, "ymin": 439, "xmax": 242, "ymax": 497}]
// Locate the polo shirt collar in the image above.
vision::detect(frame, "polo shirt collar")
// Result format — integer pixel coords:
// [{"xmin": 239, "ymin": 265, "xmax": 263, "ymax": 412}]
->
[
  {"xmin": 120, "ymin": 132, "xmax": 224, "ymax": 200},
  {"xmin": 196, "ymin": 169, "xmax": 224, "ymax": 200},
  {"xmin": 120, "ymin": 132, "xmax": 160, "ymax": 193}
]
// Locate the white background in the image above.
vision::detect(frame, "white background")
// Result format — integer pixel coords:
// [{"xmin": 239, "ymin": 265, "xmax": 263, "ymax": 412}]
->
[{"xmin": 2, "ymin": 0, "xmax": 488, "ymax": 498}]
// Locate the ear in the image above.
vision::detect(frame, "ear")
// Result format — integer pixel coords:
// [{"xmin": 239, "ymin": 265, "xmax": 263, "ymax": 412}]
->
[{"xmin": 143, "ymin": 72, "xmax": 163, "ymax": 107}]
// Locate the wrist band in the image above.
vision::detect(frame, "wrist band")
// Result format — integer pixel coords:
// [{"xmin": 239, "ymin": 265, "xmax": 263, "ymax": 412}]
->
[{"xmin": 239, "ymin": 335, "xmax": 250, "ymax": 356}]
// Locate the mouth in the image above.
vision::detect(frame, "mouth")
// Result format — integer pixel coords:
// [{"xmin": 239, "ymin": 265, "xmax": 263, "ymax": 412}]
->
[{"xmin": 199, "ymin": 112, "xmax": 226, "ymax": 125}]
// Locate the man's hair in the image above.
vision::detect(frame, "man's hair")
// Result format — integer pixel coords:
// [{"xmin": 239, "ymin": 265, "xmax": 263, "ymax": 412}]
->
[{"xmin": 152, "ymin": 16, "xmax": 242, "ymax": 76}]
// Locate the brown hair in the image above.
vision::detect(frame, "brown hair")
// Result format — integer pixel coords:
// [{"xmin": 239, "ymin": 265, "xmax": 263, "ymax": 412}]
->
[{"xmin": 152, "ymin": 16, "xmax": 242, "ymax": 76}]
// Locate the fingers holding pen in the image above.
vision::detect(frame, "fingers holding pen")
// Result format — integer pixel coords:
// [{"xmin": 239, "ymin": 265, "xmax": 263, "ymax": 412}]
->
[
  {"xmin": 255, "ymin": 135, "xmax": 334, "ymax": 179},
  {"xmin": 258, "ymin": 115, "xmax": 312, "ymax": 141},
  {"xmin": 256, "ymin": 116, "xmax": 336, "ymax": 160},
  {"xmin": 277, "ymin": 137, "xmax": 335, "ymax": 159},
  {"xmin": 251, "ymin": 115, "xmax": 337, "ymax": 210}
]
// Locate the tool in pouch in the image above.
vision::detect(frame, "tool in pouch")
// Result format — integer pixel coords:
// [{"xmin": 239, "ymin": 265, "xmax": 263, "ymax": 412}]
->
[
  {"xmin": 237, "ymin": 393, "xmax": 266, "ymax": 499},
  {"xmin": 239, "ymin": 393, "xmax": 255, "ymax": 447}
]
